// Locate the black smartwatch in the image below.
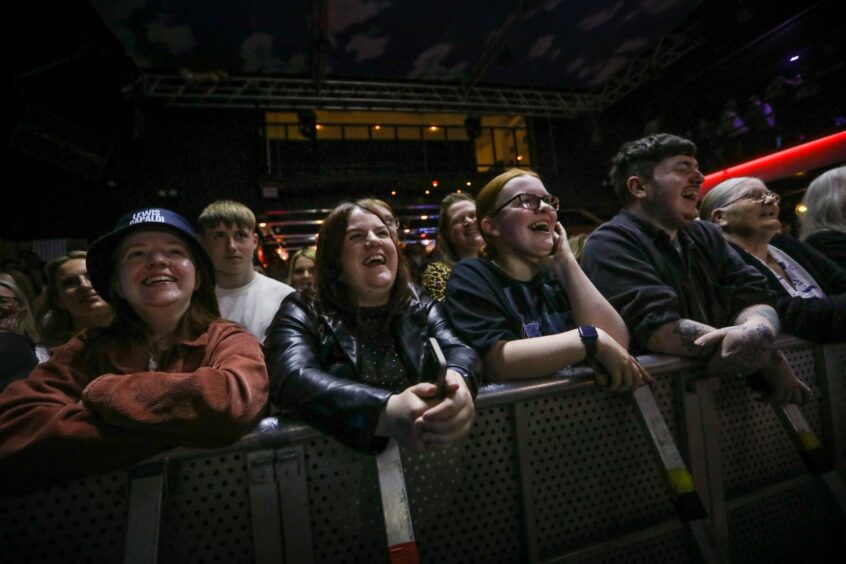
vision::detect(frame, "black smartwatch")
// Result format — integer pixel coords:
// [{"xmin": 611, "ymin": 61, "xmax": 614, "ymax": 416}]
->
[{"xmin": 578, "ymin": 325, "xmax": 599, "ymax": 361}]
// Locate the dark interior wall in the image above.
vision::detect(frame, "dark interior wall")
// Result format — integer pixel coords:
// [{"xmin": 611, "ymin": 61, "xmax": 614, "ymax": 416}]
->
[{"xmin": 119, "ymin": 106, "xmax": 262, "ymax": 225}]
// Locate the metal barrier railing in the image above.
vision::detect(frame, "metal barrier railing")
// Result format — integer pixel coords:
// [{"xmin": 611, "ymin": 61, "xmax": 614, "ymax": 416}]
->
[{"xmin": 1, "ymin": 338, "xmax": 844, "ymax": 563}]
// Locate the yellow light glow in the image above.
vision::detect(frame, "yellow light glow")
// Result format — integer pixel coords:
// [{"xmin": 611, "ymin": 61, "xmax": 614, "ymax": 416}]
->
[
  {"xmin": 432, "ymin": 180, "xmax": 438, "ymax": 187},
  {"xmin": 517, "ymin": 155, "xmax": 523, "ymax": 161},
  {"xmin": 425, "ymin": 190, "xmax": 430, "ymax": 195},
  {"xmin": 466, "ymin": 181, "xmax": 471, "ymax": 186},
  {"xmin": 374, "ymin": 125, "xmax": 381, "ymax": 130},
  {"xmin": 457, "ymin": 189, "xmax": 462, "ymax": 194},
  {"xmin": 795, "ymin": 203, "xmax": 808, "ymax": 214},
  {"xmin": 421, "ymin": 215, "xmax": 428, "ymax": 220},
  {"xmin": 404, "ymin": 228, "xmax": 411, "ymax": 234},
  {"xmin": 258, "ymin": 222, "xmax": 267, "ymax": 228},
  {"xmin": 429, "ymin": 126, "xmax": 438, "ymax": 131},
  {"xmin": 391, "ymin": 190, "xmax": 397, "ymax": 196},
  {"xmin": 315, "ymin": 124, "xmax": 322, "ymax": 130}
]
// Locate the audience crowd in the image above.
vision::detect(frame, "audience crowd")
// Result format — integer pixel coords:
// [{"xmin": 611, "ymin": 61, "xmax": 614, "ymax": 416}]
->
[{"xmin": 1, "ymin": 133, "xmax": 843, "ymax": 495}]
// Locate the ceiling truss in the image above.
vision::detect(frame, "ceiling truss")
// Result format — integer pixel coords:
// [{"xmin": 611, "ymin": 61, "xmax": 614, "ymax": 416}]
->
[{"xmin": 142, "ymin": 18, "xmax": 700, "ymax": 119}]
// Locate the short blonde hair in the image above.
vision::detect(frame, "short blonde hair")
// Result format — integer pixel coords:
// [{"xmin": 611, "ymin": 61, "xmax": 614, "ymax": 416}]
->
[{"xmin": 198, "ymin": 200, "xmax": 256, "ymax": 232}]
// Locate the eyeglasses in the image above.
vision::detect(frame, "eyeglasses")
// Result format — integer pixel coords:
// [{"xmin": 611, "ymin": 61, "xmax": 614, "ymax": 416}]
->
[
  {"xmin": 491, "ymin": 193, "xmax": 560, "ymax": 216},
  {"xmin": 722, "ymin": 190, "xmax": 780, "ymax": 208}
]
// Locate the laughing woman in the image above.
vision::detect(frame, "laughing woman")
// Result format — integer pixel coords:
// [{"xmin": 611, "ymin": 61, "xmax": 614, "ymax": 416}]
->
[
  {"xmin": 700, "ymin": 177, "xmax": 846, "ymax": 343},
  {"xmin": 422, "ymin": 192, "xmax": 485, "ymax": 302},
  {"xmin": 0, "ymin": 208, "xmax": 268, "ymax": 494},
  {"xmin": 445, "ymin": 169, "xmax": 649, "ymax": 389},
  {"xmin": 265, "ymin": 202, "xmax": 479, "ymax": 453}
]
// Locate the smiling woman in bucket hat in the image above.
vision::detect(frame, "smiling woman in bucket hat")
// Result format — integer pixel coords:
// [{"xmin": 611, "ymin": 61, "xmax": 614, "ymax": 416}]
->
[{"xmin": 0, "ymin": 207, "xmax": 269, "ymax": 495}]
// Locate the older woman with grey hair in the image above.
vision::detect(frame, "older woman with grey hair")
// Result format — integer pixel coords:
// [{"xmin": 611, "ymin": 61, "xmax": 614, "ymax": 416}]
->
[
  {"xmin": 700, "ymin": 176, "xmax": 846, "ymax": 343},
  {"xmin": 799, "ymin": 166, "xmax": 846, "ymax": 270}
]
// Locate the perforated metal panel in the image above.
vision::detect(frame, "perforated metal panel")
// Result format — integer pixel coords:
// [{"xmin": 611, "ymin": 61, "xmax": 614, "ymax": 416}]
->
[
  {"xmin": 303, "ymin": 436, "xmax": 388, "ymax": 563},
  {"xmin": 716, "ymin": 344, "xmax": 824, "ymax": 497},
  {"xmin": 0, "ymin": 471, "xmax": 128, "ymax": 564},
  {"xmin": 728, "ymin": 479, "xmax": 844, "ymax": 563},
  {"xmin": 405, "ymin": 404, "xmax": 523, "ymax": 564},
  {"xmin": 579, "ymin": 528, "xmax": 693, "ymax": 564},
  {"xmin": 520, "ymin": 380, "xmax": 680, "ymax": 560},
  {"xmin": 160, "ymin": 453, "xmax": 254, "ymax": 564}
]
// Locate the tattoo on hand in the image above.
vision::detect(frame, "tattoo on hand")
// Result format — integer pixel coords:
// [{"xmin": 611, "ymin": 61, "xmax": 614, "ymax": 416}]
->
[{"xmin": 674, "ymin": 320, "xmax": 713, "ymax": 358}]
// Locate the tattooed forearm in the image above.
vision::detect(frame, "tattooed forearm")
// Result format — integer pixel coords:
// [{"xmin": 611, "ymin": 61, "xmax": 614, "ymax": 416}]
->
[
  {"xmin": 674, "ymin": 320, "xmax": 715, "ymax": 358},
  {"xmin": 736, "ymin": 304, "xmax": 780, "ymax": 334},
  {"xmin": 646, "ymin": 319, "xmax": 716, "ymax": 358}
]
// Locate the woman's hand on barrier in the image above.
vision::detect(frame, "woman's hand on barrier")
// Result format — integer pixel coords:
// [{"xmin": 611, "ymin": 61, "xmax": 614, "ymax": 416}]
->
[
  {"xmin": 416, "ymin": 370, "xmax": 475, "ymax": 448},
  {"xmin": 379, "ymin": 382, "xmax": 439, "ymax": 451},
  {"xmin": 592, "ymin": 329, "xmax": 653, "ymax": 392},
  {"xmin": 757, "ymin": 351, "xmax": 812, "ymax": 405}
]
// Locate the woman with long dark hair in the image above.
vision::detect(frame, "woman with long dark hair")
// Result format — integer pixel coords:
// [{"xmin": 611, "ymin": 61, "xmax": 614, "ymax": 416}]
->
[
  {"xmin": 265, "ymin": 202, "xmax": 479, "ymax": 453},
  {"xmin": 0, "ymin": 208, "xmax": 268, "ymax": 493}
]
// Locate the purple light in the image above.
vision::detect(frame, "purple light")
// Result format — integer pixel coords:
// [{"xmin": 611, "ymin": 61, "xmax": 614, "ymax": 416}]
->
[{"xmin": 789, "ymin": 55, "xmax": 800, "ymax": 62}]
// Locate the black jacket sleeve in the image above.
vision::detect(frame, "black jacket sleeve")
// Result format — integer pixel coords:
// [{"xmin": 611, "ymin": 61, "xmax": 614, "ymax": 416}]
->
[
  {"xmin": 264, "ymin": 294, "xmax": 393, "ymax": 454},
  {"xmin": 423, "ymin": 298, "xmax": 481, "ymax": 396}
]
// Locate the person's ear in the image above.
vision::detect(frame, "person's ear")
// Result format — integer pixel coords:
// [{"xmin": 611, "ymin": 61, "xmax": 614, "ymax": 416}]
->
[
  {"xmin": 480, "ymin": 216, "xmax": 499, "ymax": 238},
  {"xmin": 627, "ymin": 176, "xmax": 647, "ymax": 199},
  {"xmin": 712, "ymin": 208, "xmax": 729, "ymax": 228}
]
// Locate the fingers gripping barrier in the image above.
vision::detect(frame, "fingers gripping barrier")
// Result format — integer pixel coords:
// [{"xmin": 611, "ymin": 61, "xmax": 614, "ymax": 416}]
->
[{"xmin": 1, "ymin": 339, "xmax": 844, "ymax": 563}]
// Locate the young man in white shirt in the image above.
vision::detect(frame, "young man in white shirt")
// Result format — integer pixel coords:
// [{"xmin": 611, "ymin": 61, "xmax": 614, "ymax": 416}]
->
[{"xmin": 199, "ymin": 200, "xmax": 293, "ymax": 341}]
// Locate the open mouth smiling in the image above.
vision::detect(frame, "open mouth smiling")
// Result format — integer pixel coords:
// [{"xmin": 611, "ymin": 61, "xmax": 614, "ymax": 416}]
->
[
  {"xmin": 143, "ymin": 275, "xmax": 176, "ymax": 285},
  {"xmin": 529, "ymin": 220, "xmax": 551, "ymax": 232},
  {"xmin": 363, "ymin": 254, "xmax": 386, "ymax": 266},
  {"xmin": 681, "ymin": 188, "xmax": 698, "ymax": 201}
]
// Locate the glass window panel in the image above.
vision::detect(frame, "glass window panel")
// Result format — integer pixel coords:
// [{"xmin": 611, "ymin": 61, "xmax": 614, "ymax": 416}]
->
[
  {"xmin": 397, "ymin": 126, "xmax": 422, "ymax": 140},
  {"xmin": 446, "ymin": 127, "xmax": 469, "ymax": 141},
  {"xmin": 344, "ymin": 125, "xmax": 370, "ymax": 140},
  {"xmin": 371, "ymin": 125, "xmax": 395, "ymax": 140},
  {"xmin": 316, "ymin": 125, "xmax": 342, "ymax": 140},
  {"xmin": 424, "ymin": 126, "xmax": 445, "ymax": 140},
  {"xmin": 516, "ymin": 129, "xmax": 531, "ymax": 165},
  {"xmin": 287, "ymin": 125, "xmax": 306, "ymax": 141},
  {"xmin": 266, "ymin": 125, "xmax": 286, "ymax": 140},
  {"xmin": 475, "ymin": 129, "xmax": 495, "ymax": 171}
]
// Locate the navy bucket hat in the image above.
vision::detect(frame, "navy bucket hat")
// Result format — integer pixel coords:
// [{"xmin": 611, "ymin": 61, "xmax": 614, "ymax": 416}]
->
[{"xmin": 86, "ymin": 207, "xmax": 215, "ymax": 300}]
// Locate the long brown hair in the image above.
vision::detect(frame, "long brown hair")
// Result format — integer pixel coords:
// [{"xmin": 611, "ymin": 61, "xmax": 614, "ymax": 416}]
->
[
  {"xmin": 36, "ymin": 251, "xmax": 101, "ymax": 347},
  {"xmin": 436, "ymin": 192, "xmax": 475, "ymax": 266},
  {"xmin": 82, "ymin": 229, "xmax": 220, "ymax": 372},
  {"xmin": 314, "ymin": 202, "xmax": 411, "ymax": 328}
]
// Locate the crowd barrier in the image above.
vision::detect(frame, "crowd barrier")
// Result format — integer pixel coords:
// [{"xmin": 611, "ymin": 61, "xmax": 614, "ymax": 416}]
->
[{"xmin": 1, "ymin": 338, "xmax": 844, "ymax": 563}]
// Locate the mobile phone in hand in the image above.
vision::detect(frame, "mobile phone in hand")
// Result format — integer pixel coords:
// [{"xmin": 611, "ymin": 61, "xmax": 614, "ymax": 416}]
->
[{"xmin": 428, "ymin": 337, "xmax": 448, "ymax": 398}]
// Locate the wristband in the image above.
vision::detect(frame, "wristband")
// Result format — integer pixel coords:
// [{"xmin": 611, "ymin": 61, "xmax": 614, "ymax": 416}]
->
[{"xmin": 578, "ymin": 325, "xmax": 599, "ymax": 361}]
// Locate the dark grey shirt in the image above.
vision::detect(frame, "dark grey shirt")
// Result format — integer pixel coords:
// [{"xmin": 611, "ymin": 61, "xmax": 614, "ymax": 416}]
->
[{"xmin": 580, "ymin": 211, "xmax": 775, "ymax": 351}]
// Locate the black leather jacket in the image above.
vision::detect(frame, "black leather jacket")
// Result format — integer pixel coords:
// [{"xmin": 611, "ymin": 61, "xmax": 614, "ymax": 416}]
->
[{"xmin": 265, "ymin": 289, "xmax": 481, "ymax": 453}]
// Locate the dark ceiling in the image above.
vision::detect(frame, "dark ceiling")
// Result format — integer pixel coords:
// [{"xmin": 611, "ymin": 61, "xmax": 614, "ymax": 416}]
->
[
  {"xmin": 87, "ymin": 0, "xmax": 703, "ymax": 89},
  {"xmin": 5, "ymin": 0, "xmax": 843, "ymax": 242}
]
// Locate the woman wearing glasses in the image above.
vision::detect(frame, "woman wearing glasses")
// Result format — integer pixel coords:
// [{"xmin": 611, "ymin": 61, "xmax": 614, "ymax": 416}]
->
[
  {"xmin": 445, "ymin": 169, "xmax": 649, "ymax": 389},
  {"xmin": 700, "ymin": 177, "xmax": 846, "ymax": 342},
  {"xmin": 422, "ymin": 192, "xmax": 484, "ymax": 302}
]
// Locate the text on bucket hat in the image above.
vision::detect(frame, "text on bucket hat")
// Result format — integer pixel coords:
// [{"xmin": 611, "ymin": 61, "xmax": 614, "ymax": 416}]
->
[{"xmin": 86, "ymin": 208, "xmax": 215, "ymax": 300}]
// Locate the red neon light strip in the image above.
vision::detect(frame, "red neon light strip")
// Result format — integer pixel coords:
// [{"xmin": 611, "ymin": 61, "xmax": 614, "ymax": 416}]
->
[{"xmin": 700, "ymin": 129, "xmax": 846, "ymax": 196}]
